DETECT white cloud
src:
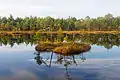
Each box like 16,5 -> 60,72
0,0 -> 119,18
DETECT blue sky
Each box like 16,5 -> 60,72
0,0 -> 119,18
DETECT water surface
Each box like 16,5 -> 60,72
0,34 -> 120,80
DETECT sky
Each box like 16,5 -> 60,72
0,0 -> 119,18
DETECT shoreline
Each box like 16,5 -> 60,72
0,31 -> 120,34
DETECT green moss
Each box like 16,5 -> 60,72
35,42 -> 63,51
35,42 -> 56,52
35,42 -> 91,55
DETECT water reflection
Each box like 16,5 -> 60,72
34,51 -> 86,80
34,52 -> 52,67
0,42 -> 120,80
0,34 -> 120,49
0,34 -> 37,47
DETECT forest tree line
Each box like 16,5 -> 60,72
0,13 -> 120,31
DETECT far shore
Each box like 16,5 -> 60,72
0,31 -> 120,35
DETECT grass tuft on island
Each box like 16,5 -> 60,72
35,42 -> 91,55
53,43 -> 91,55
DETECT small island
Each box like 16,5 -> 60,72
35,42 -> 91,55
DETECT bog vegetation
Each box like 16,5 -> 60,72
0,13 -> 120,31
35,42 -> 91,55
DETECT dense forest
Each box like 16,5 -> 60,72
0,13 -> 120,31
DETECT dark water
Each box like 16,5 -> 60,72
0,34 -> 120,80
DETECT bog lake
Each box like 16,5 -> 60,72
0,34 -> 120,80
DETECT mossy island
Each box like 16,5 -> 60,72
35,42 -> 91,55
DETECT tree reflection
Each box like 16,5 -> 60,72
0,34 -> 37,47
34,51 -> 49,67
0,34 -> 119,49
34,51 -> 86,80
34,53 -> 42,65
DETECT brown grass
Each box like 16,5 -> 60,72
53,43 -> 91,55
0,30 -> 120,35
35,42 -> 91,55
